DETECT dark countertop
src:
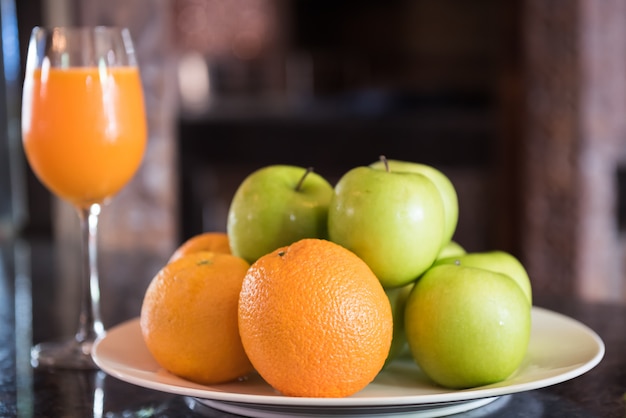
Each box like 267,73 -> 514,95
1,237 -> 625,417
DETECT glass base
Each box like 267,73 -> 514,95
31,337 -> 100,370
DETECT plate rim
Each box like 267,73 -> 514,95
92,306 -> 605,408
193,396 -> 503,418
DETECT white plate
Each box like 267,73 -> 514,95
92,307 -> 604,417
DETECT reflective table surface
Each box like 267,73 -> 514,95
1,237 -> 625,417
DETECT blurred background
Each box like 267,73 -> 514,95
4,0 -> 626,303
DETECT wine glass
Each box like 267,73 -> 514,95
21,26 -> 147,369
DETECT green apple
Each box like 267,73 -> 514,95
435,240 -> 466,260
370,159 -> 458,247
383,283 -> 413,368
227,165 -> 333,263
435,250 -> 532,305
405,264 -> 531,389
328,163 -> 446,288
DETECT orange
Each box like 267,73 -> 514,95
168,232 -> 231,263
140,251 -> 254,385
238,238 -> 393,398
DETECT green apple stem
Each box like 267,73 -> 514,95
296,167 -> 314,191
379,155 -> 390,172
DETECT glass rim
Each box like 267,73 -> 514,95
31,25 -> 131,35
26,25 -> 139,70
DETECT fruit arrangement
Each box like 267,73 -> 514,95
139,155 -> 532,398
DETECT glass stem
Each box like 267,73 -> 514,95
75,203 -> 105,344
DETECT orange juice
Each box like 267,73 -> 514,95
22,67 -> 147,208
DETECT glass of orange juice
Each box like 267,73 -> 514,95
21,26 -> 147,369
